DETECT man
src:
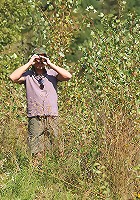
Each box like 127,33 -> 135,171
10,47 -> 72,158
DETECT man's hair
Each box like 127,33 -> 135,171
32,47 -> 47,56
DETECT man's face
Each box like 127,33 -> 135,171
34,54 -> 46,69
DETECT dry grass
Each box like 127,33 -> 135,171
97,101 -> 140,200
0,78 -> 139,200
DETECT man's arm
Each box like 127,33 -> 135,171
9,63 -> 30,83
9,54 -> 38,83
49,62 -> 72,81
41,56 -> 72,81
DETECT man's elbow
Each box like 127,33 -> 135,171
57,73 -> 72,81
9,74 -> 19,83
67,73 -> 72,80
9,74 -> 15,82
9,74 -> 14,82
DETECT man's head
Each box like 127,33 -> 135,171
32,47 -> 48,70
32,47 -> 47,56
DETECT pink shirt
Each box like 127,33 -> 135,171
23,68 -> 58,117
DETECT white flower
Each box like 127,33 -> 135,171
93,9 -> 97,13
90,31 -> 95,36
11,53 -> 17,59
99,13 -> 104,17
122,1 -> 126,4
86,5 -> 94,11
59,52 -> 65,57
73,8 -> 78,13
88,5 -> 94,10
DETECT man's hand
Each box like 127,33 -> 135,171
9,55 -> 40,83
39,55 -> 72,81
28,54 -> 40,66
39,55 -> 51,66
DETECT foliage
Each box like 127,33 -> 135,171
0,0 -> 140,200
0,0 -> 38,50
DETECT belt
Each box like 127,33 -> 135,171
36,115 -> 49,119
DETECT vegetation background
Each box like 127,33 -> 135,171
0,0 -> 139,199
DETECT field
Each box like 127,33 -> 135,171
0,1 -> 140,199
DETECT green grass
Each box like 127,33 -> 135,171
0,78 -> 139,200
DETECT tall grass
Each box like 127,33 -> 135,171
1,12 -> 140,200
97,101 -> 139,199
1,71 -> 139,200
58,76 -> 139,200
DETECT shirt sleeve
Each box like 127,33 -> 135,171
22,70 -> 32,79
48,69 -> 58,77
